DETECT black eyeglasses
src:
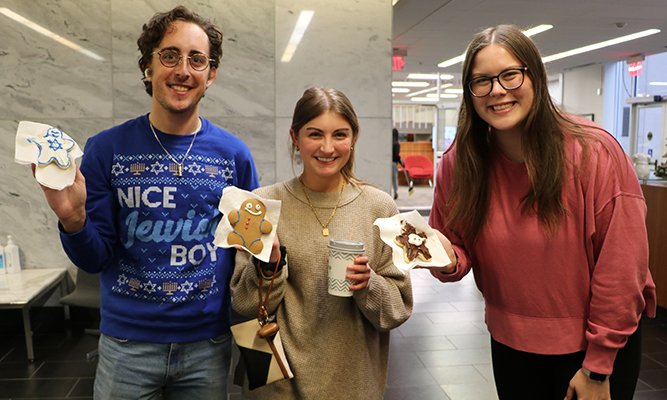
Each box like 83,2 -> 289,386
151,49 -> 213,71
468,67 -> 528,97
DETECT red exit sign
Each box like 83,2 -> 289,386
392,55 -> 405,71
629,61 -> 643,77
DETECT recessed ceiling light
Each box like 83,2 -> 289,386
542,29 -> 661,63
407,73 -> 454,80
426,93 -> 458,98
411,97 -> 438,102
649,82 -> 667,86
281,10 -> 315,62
392,81 -> 430,87
438,24 -> 553,68
0,7 -> 105,61
392,88 -> 410,93
406,83 -> 453,97
522,24 -> 554,37
438,55 -> 466,69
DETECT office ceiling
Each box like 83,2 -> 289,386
392,0 -> 667,103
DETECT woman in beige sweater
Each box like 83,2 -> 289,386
231,87 -> 413,399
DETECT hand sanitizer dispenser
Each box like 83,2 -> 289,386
0,239 -> 5,274
5,236 -> 21,274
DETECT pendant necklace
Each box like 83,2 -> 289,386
149,118 -> 201,178
300,177 -> 345,236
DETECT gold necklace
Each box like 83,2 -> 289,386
149,118 -> 200,178
300,177 -> 345,236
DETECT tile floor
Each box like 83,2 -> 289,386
1,185 -> 666,399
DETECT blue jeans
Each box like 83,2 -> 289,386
94,333 -> 232,400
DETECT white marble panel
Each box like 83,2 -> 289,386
275,117 -> 297,184
110,0 -> 274,118
0,0 -> 113,119
275,0 -> 393,118
207,117 -> 275,186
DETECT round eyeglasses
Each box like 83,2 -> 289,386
151,49 -> 213,71
468,67 -> 528,97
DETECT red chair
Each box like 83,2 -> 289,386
402,154 -> 434,187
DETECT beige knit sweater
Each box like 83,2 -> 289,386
231,178 -> 413,399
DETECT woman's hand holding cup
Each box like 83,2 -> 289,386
347,255 -> 371,291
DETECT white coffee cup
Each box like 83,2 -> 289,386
327,239 -> 365,297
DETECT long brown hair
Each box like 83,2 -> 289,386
290,87 -> 365,187
137,5 -> 223,96
447,25 -> 599,241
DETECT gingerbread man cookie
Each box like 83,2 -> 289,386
228,198 -> 273,254
394,220 -> 432,263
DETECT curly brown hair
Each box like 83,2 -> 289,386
136,5 -> 223,96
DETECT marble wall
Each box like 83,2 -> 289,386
0,0 -> 393,272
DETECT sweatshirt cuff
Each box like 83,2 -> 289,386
583,342 -> 619,375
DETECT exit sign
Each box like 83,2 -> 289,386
629,61 -> 643,77
392,55 -> 405,71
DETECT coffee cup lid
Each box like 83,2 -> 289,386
328,239 -> 364,252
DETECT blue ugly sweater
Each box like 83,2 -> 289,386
61,114 -> 259,343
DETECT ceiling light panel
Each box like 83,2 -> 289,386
542,29 -> 661,63
281,10 -> 315,63
392,81 -> 430,87
438,24 -> 553,68
0,7 -> 105,61
407,73 -> 454,80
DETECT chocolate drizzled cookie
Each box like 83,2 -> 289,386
394,220 -> 432,263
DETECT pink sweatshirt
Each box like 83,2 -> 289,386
429,122 -> 656,375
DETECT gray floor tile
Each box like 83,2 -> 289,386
390,335 -> 457,352
384,384 -> 451,400
427,365 -> 487,385
442,382 -> 500,400
397,321 -> 485,337
413,301 -> 458,313
473,363 -> 495,382
425,310 -> 485,324
388,351 -> 425,372
449,301 -> 486,312
386,366 -> 439,388
416,348 -> 492,368
446,333 -> 491,349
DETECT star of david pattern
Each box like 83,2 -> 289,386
29,127 -> 76,168
114,266 -> 219,304
110,153 -> 235,187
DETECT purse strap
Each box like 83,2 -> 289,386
256,256 -> 280,325
254,255 -> 291,379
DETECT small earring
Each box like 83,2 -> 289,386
350,146 -> 354,150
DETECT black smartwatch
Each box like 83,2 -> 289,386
582,367 -> 609,382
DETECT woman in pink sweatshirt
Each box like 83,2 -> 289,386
428,25 -> 656,400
